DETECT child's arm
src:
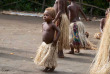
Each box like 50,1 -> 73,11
79,6 -> 88,21
67,5 -> 71,22
53,0 -> 62,23
100,18 -> 104,33
42,22 -> 44,32
52,24 -> 60,46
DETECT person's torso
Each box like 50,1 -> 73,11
42,22 -> 55,44
54,0 -> 67,14
69,4 -> 80,22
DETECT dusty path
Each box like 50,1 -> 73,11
0,14 -> 100,74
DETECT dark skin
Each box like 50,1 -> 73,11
53,0 -> 68,58
69,43 -> 80,54
100,18 -> 105,33
68,0 -> 88,22
100,9 -> 109,33
42,11 -> 60,72
67,0 -> 88,54
43,10 -> 60,46
53,0 -> 68,23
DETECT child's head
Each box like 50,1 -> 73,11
43,7 -> 55,22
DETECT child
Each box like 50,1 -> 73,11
68,0 -> 88,54
53,0 -> 70,58
94,8 -> 110,40
34,7 -> 60,72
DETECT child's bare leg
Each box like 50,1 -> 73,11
57,19 -> 65,58
58,49 -> 64,58
77,45 -> 80,53
74,45 -> 80,53
58,41 -> 64,58
67,43 -> 74,54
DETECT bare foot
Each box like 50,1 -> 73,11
43,67 -> 49,72
48,67 -> 55,72
58,50 -> 64,58
58,54 -> 64,58
75,50 -> 80,53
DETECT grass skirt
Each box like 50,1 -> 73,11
90,12 -> 110,74
69,22 -> 97,50
69,22 -> 87,47
34,42 -> 57,68
69,22 -> 80,47
58,13 -> 70,49
85,39 -> 97,50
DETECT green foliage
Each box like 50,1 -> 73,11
0,0 -> 109,16
93,0 -> 108,16
0,0 -> 52,12
83,0 -> 109,16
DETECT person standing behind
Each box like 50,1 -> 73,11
68,0 -> 88,54
53,0 -> 70,58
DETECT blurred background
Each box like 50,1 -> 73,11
0,0 -> 109,16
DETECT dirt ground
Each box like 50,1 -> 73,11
0,14 -> 100,74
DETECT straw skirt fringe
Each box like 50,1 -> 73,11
90,13 -> 110,74
69,21 -> 87,47
69,21 -> 97,50
58,13 -> 70,49
34,42 -> 57,68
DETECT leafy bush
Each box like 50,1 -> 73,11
0,0 -> 109,16
83,0 -> 109,16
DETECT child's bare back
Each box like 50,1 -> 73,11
68,3 -> 80,22
68,0 -> 87,22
